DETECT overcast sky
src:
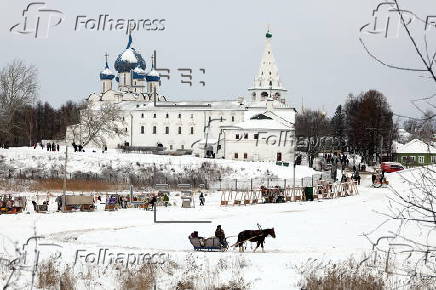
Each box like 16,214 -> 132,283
0,0 -> 435,118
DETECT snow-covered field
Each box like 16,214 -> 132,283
0,147 -> 315,180
0,148 -> 432,289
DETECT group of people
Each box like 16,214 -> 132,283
33,142 -> 60,151
0,199 -> 15,211
371,170 -> 385,185
71,142 -> 84,152
260,185 -> 285,203
0,143 -> 9,149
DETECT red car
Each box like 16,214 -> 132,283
381,162 -> 404,173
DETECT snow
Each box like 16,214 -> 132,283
147,69 -> 159,77
233,119 -> 292,130
120,48 -> 138,63
0,148 -> 430,289
133,66 -> 146,74
0,147 -> 314,180
396,138 -> 436,154
100,68 -> 114,76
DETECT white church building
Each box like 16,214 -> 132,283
68,30 -> 297,162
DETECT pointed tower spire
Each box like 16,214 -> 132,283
126,31 -> 133,49
104,52 -> 109,69
248,28 -> 287,103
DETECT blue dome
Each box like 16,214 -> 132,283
100,62 -> 115,80
132,66 -> 146,80
146,69 -> 160,82
114,34 -> 146,73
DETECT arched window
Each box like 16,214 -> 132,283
261,92 -> 268,99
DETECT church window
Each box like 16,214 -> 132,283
165,127 -> 169,134
269,71 -> 272,75
125,128 -> 128,132
170,145 -> 173,150
190,114 -> 194,119
244,133 -> 248,139
178,113 -> 181,118
261,92 -> 268,98
269,81 -> 272,86
234,153 -> 238,159
141,113 -> 144,118
122,117 -> 125,121
153,114 -> 156,118
166,113 -> 169,118
236,134 -> 240,139
232,116 -> 235,122
153,126 -> 156,134
178,127 -> 182,134
140,126 -> 144,134
190,127 -> 194,134
244,153 -> 248,159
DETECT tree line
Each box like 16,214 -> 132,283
0,59 -> 82,147
296,89 -> 399,166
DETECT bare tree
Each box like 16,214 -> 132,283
295,109 -> 331,167
71,102 -> 127,147
360,1 -> 436,285
0,59 -> 38,145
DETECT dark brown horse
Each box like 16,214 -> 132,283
234,228 -> 276,252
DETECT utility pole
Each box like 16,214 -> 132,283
63,138 -> 68,212
292,127 -> 296,190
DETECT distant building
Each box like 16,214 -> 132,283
394,139 -> 436,166
67,30 -> 296,162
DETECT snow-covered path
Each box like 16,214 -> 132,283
1,174 -> 392,289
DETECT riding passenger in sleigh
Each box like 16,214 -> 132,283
215,225 -> 228,247
189,231 -> 205,247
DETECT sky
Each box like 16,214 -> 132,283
0,0 -> 435,119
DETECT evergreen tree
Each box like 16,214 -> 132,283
330,105 -> 346,150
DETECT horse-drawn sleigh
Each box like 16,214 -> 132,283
188,225 -> 276,253
189,235 -> 229,252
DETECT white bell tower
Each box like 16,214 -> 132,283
248,29 -> 287,104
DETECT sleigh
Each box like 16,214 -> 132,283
0,196 -> 27,214
189,236 -> 228,252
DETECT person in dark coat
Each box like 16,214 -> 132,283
199,192 -> 205,206
215,225 -> 226,247
55,196 -> 62,211
149,195 -> 157,210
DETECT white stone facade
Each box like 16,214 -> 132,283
68,31 -> 296,162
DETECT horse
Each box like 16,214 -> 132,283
234,228 -> 276,252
